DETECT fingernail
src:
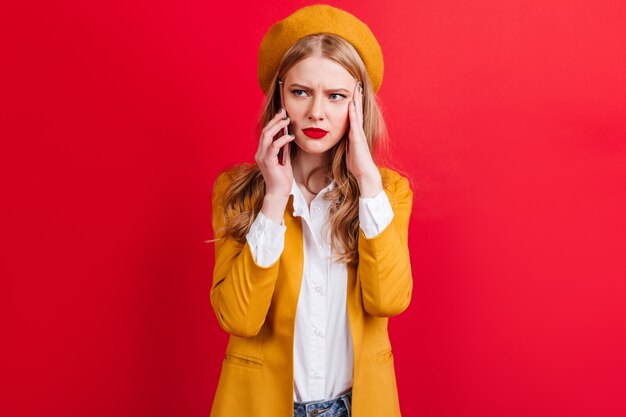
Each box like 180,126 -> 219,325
282,115 -> 289,120
289,133 -> 295,138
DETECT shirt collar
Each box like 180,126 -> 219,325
290,177 -> 335,217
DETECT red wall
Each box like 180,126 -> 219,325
2,1 -> 625,416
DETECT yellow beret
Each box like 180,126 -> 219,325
257,4 -> 384,96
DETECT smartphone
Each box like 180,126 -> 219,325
275,79 -> 289,165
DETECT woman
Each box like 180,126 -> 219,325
209,5 -> 414,417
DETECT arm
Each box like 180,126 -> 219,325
210,171 -> 284,337
357,175 -> 414,317
246,211 -> 286,267
359,187 -> 395,239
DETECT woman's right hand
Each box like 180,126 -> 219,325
255,108 -> 295,199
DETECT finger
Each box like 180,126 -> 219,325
262,109 -> 290,138
284,141 -> 291,167
348,98 -> 358,130
350,82 -> 361,127
285,136 -> 292,164
274,137 -> 293,164
357,82 -> 364,127
262,117 -> 291,146
266,108 -> 286,129
266,134 -> 295,159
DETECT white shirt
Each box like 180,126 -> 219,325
245,177 -> 394,402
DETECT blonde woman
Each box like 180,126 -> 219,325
209,5 -> 414,417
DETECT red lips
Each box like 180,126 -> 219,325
302,128 -> 328,139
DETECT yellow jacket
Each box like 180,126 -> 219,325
209,166 -> 413,416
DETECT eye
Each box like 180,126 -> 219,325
292,89 -> 308,97
291,90 -> 347,101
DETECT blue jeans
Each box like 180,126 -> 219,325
294,389 -> 352,417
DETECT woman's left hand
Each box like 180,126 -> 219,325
347,81 -> 383,197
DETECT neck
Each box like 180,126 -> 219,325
292,151 -> 331,191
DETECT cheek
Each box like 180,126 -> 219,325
286,106 -> 305,124
284,98 -> 300,116
333,122 -> 349,141
343,106 -> 353,124
336,108 -> 350,128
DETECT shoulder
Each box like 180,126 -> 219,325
212,163 -> 257,196
215,164 -> 252,184
378,166 -> 412,193
376,166 -> 413,212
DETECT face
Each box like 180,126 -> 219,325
282,55 -> 358,158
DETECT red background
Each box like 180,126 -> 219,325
2,1 -> 626,416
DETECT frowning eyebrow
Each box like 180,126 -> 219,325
287,83 -> 351,93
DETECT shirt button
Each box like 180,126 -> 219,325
315,286 -> 323,293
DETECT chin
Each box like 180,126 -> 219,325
299,141 -> 333,152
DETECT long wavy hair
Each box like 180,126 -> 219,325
211,33 -> 406,265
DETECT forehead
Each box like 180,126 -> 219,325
284,56 -> 355,87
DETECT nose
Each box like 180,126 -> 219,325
307,95 -> 325,121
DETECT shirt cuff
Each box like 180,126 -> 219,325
359,188 -> 394,238
246,211 -> 287,267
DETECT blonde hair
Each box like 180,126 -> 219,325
210,33 -> 405,264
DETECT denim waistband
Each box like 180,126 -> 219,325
294,389 -> 352,417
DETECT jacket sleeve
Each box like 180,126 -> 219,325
210,171 -> 281,337
357,175 -> 414,317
